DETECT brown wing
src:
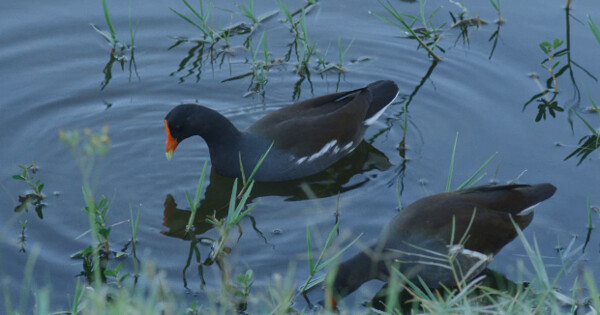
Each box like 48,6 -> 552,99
247,88 -> 370,156
386,184 -> 556,254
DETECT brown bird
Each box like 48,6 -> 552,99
328,183 -> 557,307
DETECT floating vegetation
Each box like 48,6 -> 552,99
171,0 -> 235,45
373,0 -> 445,61
316,38 -> 355,73
12,163 -> 45,219
539,38 -> 565,93
235,0 -> 279,27
92,0 -> 139,91
490,0 -> 504,24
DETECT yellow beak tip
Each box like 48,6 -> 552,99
165,151 -> 174,160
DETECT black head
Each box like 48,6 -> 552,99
164,104 -> 203,141
163,104 -> 209,160
163,104 -> 239,160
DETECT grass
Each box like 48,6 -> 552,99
445,133 -> 497,192
236,0 -> 279,27
171,0 -> 222,45
299,224 -> 361,296
91,0 -> 139,90
564,95 -> 600,165
316,37 -> 355,73
490,0 -> 504,24
373,0 -> 445,61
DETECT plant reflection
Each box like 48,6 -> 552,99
91,15 -> 139,91
168,23 -> 252,83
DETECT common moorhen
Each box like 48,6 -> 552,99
164,80 -> 399,182
328,183 -> 557,306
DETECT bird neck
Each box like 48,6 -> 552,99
332,248 -> 378,299
191,106 -> 241,147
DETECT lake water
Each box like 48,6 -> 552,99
1,0 -> 599,312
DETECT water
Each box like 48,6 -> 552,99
1,0 -> 599,312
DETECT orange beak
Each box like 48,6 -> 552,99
325,288 -> 338,310
164,120 -> 178,160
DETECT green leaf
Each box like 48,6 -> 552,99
589,16 -> 600,45
104,269 -> 117,277
98,227 -> 111,238
552,38 -> 563,49
12,175 -> 25,181
306,226 -> 314,274
119,273 -> 130,282
115,262 -> 123,274
539,41 -> 551,53
98,197 -> 108,209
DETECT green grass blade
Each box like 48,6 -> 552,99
170,8 -> 208,34
102,0 -> 116,42
238,152 -> 247,185
314,223 -> 339,269
318,233 -> 363,272
456,152 -> 497,190
570,108 -> 597,134
247,142 -> 273,183
586,270 -> 600,313
306,226 -> 314,274
193,160 -> 209,207
184,191 -> 195,232
446,132 -> 459,192
231,180 -> 255,223
588,16 -> 600,45
182,0 -> 204,21
227,179 -> 239,223
261,33 -> 269,65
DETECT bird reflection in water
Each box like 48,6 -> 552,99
160,140 -> 391,289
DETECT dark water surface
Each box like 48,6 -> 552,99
1,0 -> 600,312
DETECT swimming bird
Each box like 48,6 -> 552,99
328,183 -> 557,307
164,80 -> 399,182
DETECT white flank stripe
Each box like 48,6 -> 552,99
449,245 -> 490,261
363,89 -> 400,126
307,140 -> 337,162
341,141 -> 353,151
517,202 -> 540,216
295,140 -> 356,165
295,156 -> 308,165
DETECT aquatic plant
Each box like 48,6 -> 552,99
12,163 -> 45,219
373,0 -> 445,61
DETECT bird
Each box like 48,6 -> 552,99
164,80 -> 399,182
327,183 -> 557,308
